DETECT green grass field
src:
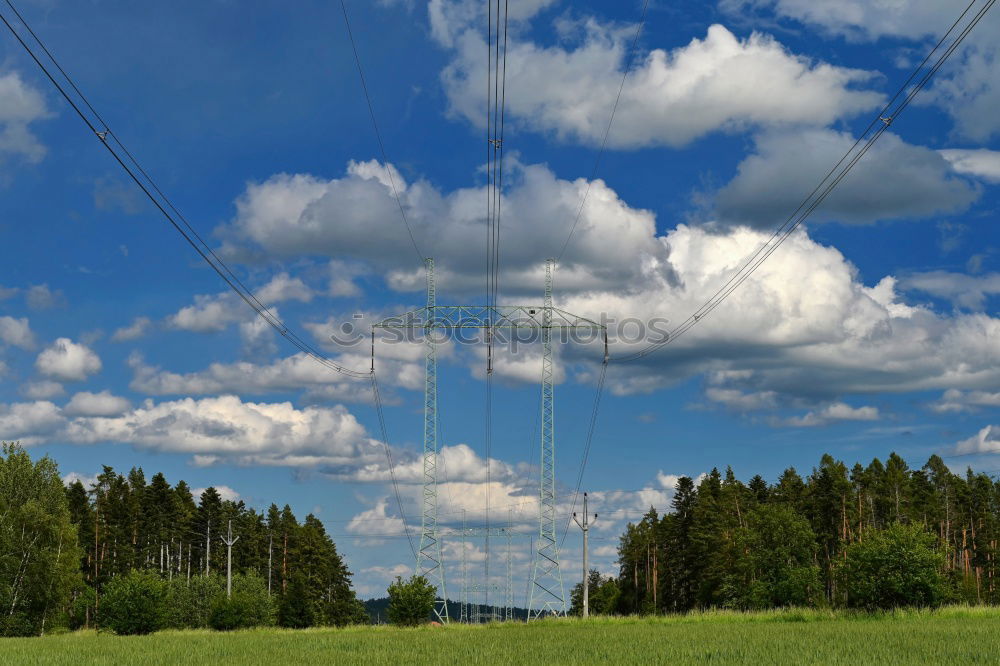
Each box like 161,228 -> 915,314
4,607 -> 1000,665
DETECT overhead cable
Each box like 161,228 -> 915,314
614,0 -> 993,363
339,0 -> 425,263
556,0 -> 651,263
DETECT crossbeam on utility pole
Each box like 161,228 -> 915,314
220,519 -> 240,598
572,493 -> 597,618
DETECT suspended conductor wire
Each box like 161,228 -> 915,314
0,5 -> 371,380
0,0 -> 273,328
370,371 -> 417,558
556,0 -> 651,263
614,0 -> 992,363
0,0 -> 420,544
559,359 -> 608,549
340,0 -> 424,263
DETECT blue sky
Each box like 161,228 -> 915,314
0,0 -> 998,600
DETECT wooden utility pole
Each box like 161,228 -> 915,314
572,493 -> 598,618
221,520 -> 240,598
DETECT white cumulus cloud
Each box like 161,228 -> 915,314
716,129 -> 979,227
0,72 -> 49,164
111,317 -> 152,342
954,424 -> 1000,455
35,338 -> 102,382
64,390 -> 132,417
0,316 -> 36,349
439,19 -> 882,148
784,402 -> 880,427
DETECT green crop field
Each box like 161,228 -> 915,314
4,607 -> 1000,665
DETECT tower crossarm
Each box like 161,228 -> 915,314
448,527 -> 527,538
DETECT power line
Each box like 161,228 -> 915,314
370,370 -> 417,559
556,0 -> 651,263
339,0 -> 424,263
613,0 -> 993,364
0,2 -> 370,380
0,0 -> 421,550
560,359 -> 608,549
483,0 -> 510,610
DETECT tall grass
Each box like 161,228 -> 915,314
4,605 -> 999,665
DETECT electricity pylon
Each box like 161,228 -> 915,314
417,258 -> 447,623
528,258 -> 565,618
373,258 -> 605,621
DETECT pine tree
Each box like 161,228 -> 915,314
667,476 -> 698,611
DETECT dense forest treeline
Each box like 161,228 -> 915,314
1,442 -> 365,636
582,452 -> 1000,615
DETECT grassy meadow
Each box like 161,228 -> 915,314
4,606 -> 1000,665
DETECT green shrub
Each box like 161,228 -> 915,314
99,570 -> 167,635
163,575 -> 225,629
386,575 -> 435,626
209,595 -> 251,631
838,523 -> 947,610
0,613 -> 37,638
225,573 -> 275,629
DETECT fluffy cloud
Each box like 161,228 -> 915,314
0,401 -> 64,443
721,0 -> 963,41
783,402 -> 880,427
0,316 -> 36,349
726,2 -> 1000,141
557,223 -> 999,403
192,485 -> 240,502
341,443 -> 517,485
931,388 -> 1000,414
221,154 -> 999,408
931,39 -> 1000,142
221,159 -> 660,294
940,149 -> 1000,183
35,338 -> 102,382
64,390 -> 132,417
902,271 -> 1000,310
346,497 -> 406,543
167,273 -> 312,333
167,293 -> 244,332
954,424 -> 1000,455
62,395 -> 383,468
704,387 -> 778,411
439,20 -> 882,148
20,380 -> 65,400
0,72 -> 49,164
127,350 -> 415,400
111,317 -> 152,342
715,129 -> 979,227
255,272 -> 314,304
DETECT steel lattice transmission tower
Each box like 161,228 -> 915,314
529,258 -> 564,618
417,258 -> 448,622
373,258 -> 604,621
